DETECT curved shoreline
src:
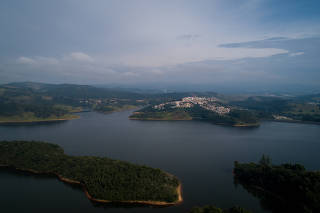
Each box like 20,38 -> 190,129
264,118 -> 320,126
130,117 -> 259,127
0,165 -> 183,206
129,117 -> 192,121
0,115 -> 80,125
232,123 -> 260,127
97,105 -> 140,114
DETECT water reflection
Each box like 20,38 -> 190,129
234,178 -> 299,213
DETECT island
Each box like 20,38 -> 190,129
0,141 -> 182,205
189,205 -> 252,213
233,156 -> 320,213
130,96 -> 260,127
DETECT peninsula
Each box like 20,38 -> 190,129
234,156 -> 320,212
0,113 -> 80,124
0,141 -> 182,205
130,96 -> 260,127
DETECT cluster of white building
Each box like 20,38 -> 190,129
153,96 -> 230,115
181,96 -> 217,104
154,103 -> 166,110
201,105 -> 230,114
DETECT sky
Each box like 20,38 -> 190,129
1,0 -> 320,92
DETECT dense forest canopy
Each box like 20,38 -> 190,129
234,156 -> 320,213
0,141 -> 180,203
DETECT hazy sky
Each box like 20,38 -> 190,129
1,0 -> 320,90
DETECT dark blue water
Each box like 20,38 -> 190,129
1,110 -> 320,213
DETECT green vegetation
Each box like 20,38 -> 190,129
0,141 -> 180,203
187,106 -> 259,126
130,110 -> 192,120
0,102 -> 80,123
230,96 -> 291,118
234,156 -> 320,213
230,96 -> 320,123
130,105 -> 259,126
189,205 -> 252,213
0,113 -> 79,123
1,82 -> 319,125
0,82 -> 145,123
282,103 -> 320,122
0,84 -> 80,123
94,104 -> 138,114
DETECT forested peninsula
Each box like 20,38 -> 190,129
234,156 -> 320,213
130,105 -> 260,127
0,141 -> 182,205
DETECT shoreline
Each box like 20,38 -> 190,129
130,117 -> 259,127
84,183 -> 182,206
129,117 -> 192,121
264,118 -> 320,126
0,165 -> 183,206
232,123 -> 260,127
136,117 -> 320,127
98,106 -> 140,115
0,115 -> 80,125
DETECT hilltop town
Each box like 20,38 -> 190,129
153,96 -> 231,115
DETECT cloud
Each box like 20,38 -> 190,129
8,35 -> 317,87
219,36 -> 320,53
1,0 -> 320,91
17,56 -> 59,65
289,52 -> 304,57
177,34 -> 200,40
35,57 -> 59,65
68,52 -> 94,62
122,72 -> 139,77
16,52 -> 93,67
17,57 -> 36,64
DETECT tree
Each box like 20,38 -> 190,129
259,154 -> 271,167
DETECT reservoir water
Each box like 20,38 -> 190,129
1,110 -> 320,213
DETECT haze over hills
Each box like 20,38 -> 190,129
94,82 -> 320,96
5,81 -> 320,96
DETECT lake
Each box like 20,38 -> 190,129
1,110 -> 320,213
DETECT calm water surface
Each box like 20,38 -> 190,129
1,110 -> 320,213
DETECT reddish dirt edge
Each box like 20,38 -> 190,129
0,164 -> 183,206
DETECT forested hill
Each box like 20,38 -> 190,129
0,82 -> 224,122
0,141 -> 180,204
0,82 -> 222,102
234,156 -> 320,213
2,82 -> 144,99
0,82 -> 149,122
